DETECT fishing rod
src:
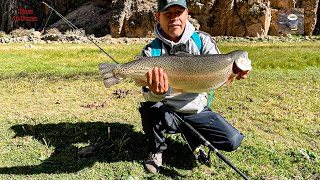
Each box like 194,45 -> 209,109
41,1 -> 120,64
171,109 -> 250,180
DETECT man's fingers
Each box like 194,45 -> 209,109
145,67 -> 169,94
158,68 -> 164,91
153,67 -> 159,91
163,72 -> 169,91
147,71 -> 152,86
237,70 -> 250,80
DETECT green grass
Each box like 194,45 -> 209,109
0,42 -> 319,179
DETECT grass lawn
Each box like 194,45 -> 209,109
0,42 -> 319,179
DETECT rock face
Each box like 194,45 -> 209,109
0,0 -> 319,37
48,0 -> 157,37
108,0 -> 156,38
48,1 -> 111,37
0,0 -> 17,32
189,0 -> 271,37
0,0 -> 87,33
316,2 -> 320,34
302,0 -> 319,35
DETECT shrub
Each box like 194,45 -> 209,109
0,31 -> 11,38
64,29 -> 86,36
45,28 -> 62,35
10,28 -> 34,37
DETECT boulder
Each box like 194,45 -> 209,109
268,9 -> 279,35
190,0 -> 271,37
302,0 -> 319,35
316,2 -> 320,34
48,1 -> 110,37
109,0 -> 156,38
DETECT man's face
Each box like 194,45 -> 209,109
156,5 -> 188,42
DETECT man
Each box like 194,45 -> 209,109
138,0 -> 250,174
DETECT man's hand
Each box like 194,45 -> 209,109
233,63 -> 250,80
146,67 -> 169,95
237,70 -> 250,80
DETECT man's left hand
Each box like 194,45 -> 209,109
233,63 -> 250,80
237,70 -> 250,80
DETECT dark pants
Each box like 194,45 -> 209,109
139,101 -> 244,153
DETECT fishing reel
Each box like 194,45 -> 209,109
193,147 -> 211,167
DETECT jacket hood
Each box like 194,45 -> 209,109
154,20 -> 195,47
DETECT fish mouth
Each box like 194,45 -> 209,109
235,57 -> 252,71
231,51 -> 252,71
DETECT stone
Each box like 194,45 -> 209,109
30,31 -> 42,39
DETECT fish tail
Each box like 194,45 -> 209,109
99,62 -> 121,88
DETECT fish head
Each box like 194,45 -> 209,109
231,50 -> 252,71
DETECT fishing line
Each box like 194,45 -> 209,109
42,2 -> 120,64
41,8 -> 53,32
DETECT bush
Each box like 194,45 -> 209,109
0,31 -> 11,38
64,29 -> 86,36
45,28 -> 62,35
10,28 -> 34,37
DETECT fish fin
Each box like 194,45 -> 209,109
99,62 -> 121,88
174,51 -> 194,57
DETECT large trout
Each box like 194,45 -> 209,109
99,50 -> 252,93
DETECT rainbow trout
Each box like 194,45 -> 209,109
99,50 -> 252,93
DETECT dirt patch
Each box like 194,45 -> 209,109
80,101 -> 107,109
112,89 -> 140,98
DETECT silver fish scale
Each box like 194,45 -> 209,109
117,54 -> 234,77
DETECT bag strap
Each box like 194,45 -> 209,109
191,31 -> 202,54
150,38 -> 162,57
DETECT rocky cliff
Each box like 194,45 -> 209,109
0,0 -> 319,37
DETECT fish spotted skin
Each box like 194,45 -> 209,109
99,50 -> 252,93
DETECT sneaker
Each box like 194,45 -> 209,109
144,152 -> 162,173
193,147 -> 211,166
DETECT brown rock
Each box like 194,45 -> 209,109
109,0 -> 156,38
268,0 -> 294,9
302,0 -> 319,35
316,2 -> 320,34
49,1 -> 109,37
269,9 -> 279,35
197,0 -> 271,37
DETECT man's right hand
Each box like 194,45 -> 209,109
146,67 -> 169,95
